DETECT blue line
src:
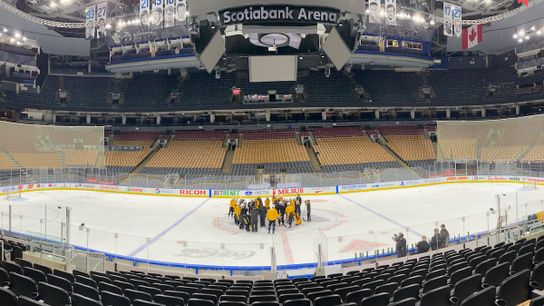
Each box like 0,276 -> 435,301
128,198 -> 210,257
340,195 -> 423,237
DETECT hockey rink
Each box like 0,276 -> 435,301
2,183 -> 544,268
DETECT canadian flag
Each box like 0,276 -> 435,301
462,24 -> 483,49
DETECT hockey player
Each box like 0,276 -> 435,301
234,203 -> 241,225
265,197 -> 271,209
228,198 -> 236,217
250,204 -> 259,232
277,201 -> 286,226
241,213 -> 251,232
258,201 -> 267,227
267,205 -> 278,234
285,203 -> 295,228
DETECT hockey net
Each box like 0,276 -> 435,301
5,186 -> 21,200
522,178 -> 538,191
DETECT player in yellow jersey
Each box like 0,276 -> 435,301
285,204 -> 295,228
234,203 -> 241,225
228,198 -> 236,217
267,205 -> 278,234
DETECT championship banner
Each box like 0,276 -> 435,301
85,5 -> 96,39
140,0 -> 150,26
453,4 -> 462,38
443,2 -> 453,37
368,0 -> 381,24
384,0 -> 397,26
96,2 -> 108,37
164,0 -> 175,27
152,0 -> 164,27
175,0 -> 187,22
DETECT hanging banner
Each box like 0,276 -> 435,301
443,2 -> 453,37
140,0 -> 150,26
453,4 -> 462,37
85,5 -> 96,39
368,0 -> 381,24
175,0 -> 187,23
96,2 -> 108,36
384,0 -> 397,26
164,0 -> 175,27
152,0 -> 164,27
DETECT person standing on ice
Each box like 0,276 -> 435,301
228,198 -> 236,217
267,205 -> 278,234
305,200 -> 311,221
295,195 -> 302,215
258,201 -> 267,227
250,203 -> 259,232
285,203 -> 295,228
234,203 -> 241,225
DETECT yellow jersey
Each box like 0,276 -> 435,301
266,208 -> 278,221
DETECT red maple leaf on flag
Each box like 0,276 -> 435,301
518,0 -> 529,6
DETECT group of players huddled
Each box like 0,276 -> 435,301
228,194 -> 311,234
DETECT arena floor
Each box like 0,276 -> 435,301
2,183 -> 544,268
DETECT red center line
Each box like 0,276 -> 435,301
279,227 -> 294,264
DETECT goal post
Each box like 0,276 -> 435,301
5,186 -> 21,200
522,178 -> 537,191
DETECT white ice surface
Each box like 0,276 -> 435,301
1,183 -> 544,267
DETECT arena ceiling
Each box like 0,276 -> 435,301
0,0 -> 543,56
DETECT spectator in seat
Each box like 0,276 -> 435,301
416,235 -> 430,253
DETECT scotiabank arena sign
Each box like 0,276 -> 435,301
220,5 -> 340,25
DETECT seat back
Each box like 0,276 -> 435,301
155,294 -> 186,306
74,282 -> 100,301
16,296 -> 44,306
484,261 -> 510,287
38,281 -> 71,306
0,287 -> 17,306
361,292 -> 390,306
187,298 -> 215,306
133,300 -> 164,306
314,294 -> 342,306
511,253 -> 533,273
393,284 -> 420,302
460,286 -> 496,306
47,274 -> 73,293
71,292 -> 102,306
497,269 -> 531,306
453,273 -> 482,303
422,276 -> 448,293
125,288 -> 153,302
22,267 -> 46,284
9,272 -> 37,298
389,298 -> 417,306
375,282 -> 398,296
101,290 -> 132,306
283,299 -> 311,306
419,285 -> 451,306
